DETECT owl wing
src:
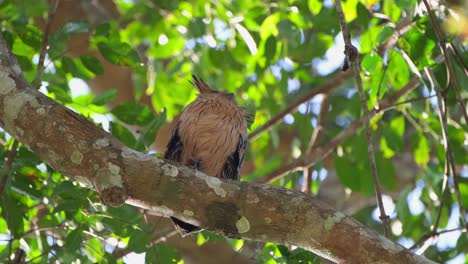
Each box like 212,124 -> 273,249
164,125 -> 183,162
164,124 -> 202,235
221,134 -> 247,180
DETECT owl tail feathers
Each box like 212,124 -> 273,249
170,217 -> 202,236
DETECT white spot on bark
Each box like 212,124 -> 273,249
94,138 -> 109,149
183,210 -> 194,216
246,193 -> 259,203
12,64 -> 22,75
3,92 -> 39,133
0,71 -> 15,94
95,162 -> 123,191
205,176 -> 226,197
236,217 -> 250,234
162,164 -> 178,177
71,150 -> 83,164
75,175 -> 93,188
121,147 -> 151,161
36,108 -> 46,115
158,206 -> 174,216
264,217 -> 272,224
324,211 -> 346,231
108,162 -> 120,176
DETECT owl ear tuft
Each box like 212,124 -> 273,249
191,75 -> 214,94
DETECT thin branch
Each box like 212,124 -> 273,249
31,0 -> 59,89
409,226 -> 467,254
0,140 -> 19,195
421,0 -> 468,124
335,0 -> 389,237
257,78 -> 420,183
424,67 -> 467,227
302,94 -> 330,193
249,71 -> 352,141
448,43 -> 468,74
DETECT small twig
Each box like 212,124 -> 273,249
421,0 -> 468,124
0,140 -> 19,196
448,43 -> 468,74
306,94 -> 330,155
409,226 -> 467,254
302,94 -> 330,193
425,67 -> 467,227
334,0 -> 389,237
31,0 -> 59,89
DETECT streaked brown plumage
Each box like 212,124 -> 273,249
164,75 -> 248,234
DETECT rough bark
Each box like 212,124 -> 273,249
0,35 -> 436,264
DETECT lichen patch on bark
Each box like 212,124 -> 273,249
71,150 -> 83,164
0,71 -> 15,94
95,162 -> 123,191
3,92 -> 39,133
162,163 -> 178,177
236,216 -> 250,233
324,211 -> 346,231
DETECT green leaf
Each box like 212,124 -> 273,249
128,229 -> 150,253
260,13 -> 280,40
92,89 -> 117,105
135,110 -> 167,151
335,156 -> 361,192
61,57 -> 94,80
377,26 -> 393,45
459,183 -> 468,208
65,227 -> 83,252
80,55 -> 104,75
388,50 -> 410,89
264,35 -> 277,63
97,42 -> 140,67
412,132 -> 430,168
152,243 -> 180,263
110,121 -> 137,148
112,102 -> 154,126
15,23 -> 42,49
383,0 -> 402,22
395,0 -> 417,9
1,194 -> 24,237
382,115 -> 405,153
47,84 -> 73,103
376,154 -> 396,190
187,17 -> 206,38
307,0 -> 322,15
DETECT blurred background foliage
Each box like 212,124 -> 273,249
0,0 -> 467,263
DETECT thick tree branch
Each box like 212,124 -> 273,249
0,34 -> 435,264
